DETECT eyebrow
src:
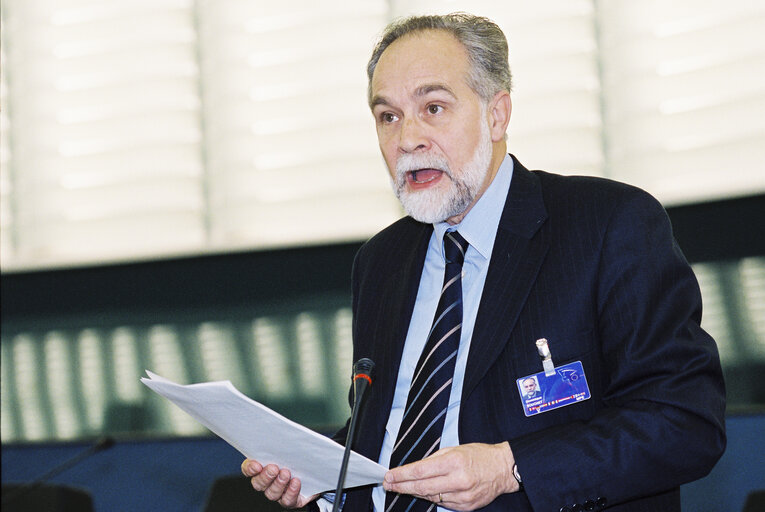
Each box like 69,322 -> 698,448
415,83 -> 457,99
369,82 -> 458,110
369,95 -> 390,110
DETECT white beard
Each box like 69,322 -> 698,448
390,114 -> 493,224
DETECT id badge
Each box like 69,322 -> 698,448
517,360 -> 591,417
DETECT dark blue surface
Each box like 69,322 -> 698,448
681,414 -> 765,512
2,414 -> 763,512
2,436 -> 245,512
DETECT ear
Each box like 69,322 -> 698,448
488,90 -> 512,142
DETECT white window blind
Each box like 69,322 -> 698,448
195,0 -> 399,250
0,0 -> 401,271
597,0 -> 765,205
1,0 -> 206,269
1,36 -> 16,266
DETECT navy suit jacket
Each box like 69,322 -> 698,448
337,156 -> 725,511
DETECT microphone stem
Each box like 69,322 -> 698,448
331,387 -> 365,512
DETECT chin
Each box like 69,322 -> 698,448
398,188 -> 470,224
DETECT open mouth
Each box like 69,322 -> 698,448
408,169 -> 443,184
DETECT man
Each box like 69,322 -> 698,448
242,13 -> 726,511
522,378 -> 541,400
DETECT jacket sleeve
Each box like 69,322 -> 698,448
510,189 -> 726,511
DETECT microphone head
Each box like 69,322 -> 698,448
353,358 -> 375,379
352,358 -> 375,399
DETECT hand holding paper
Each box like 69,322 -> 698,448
241,458 -> 318,508
140,371 -> 386,497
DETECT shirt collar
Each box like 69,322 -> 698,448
433,154 -> 514,260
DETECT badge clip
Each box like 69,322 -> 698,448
536,338 -> 556,376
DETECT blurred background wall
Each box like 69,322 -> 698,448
1,0 -> 764,510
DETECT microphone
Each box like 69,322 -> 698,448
331,358 -> 375,512
1,436 -> 116,507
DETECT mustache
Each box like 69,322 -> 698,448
395,153 -> 452,183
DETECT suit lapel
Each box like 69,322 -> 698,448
463,158 -> 549,400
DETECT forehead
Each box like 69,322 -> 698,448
371,30 -> 472,103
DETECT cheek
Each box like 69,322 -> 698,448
378,141 -> 398,173
432,133 -> 461,162
454,134 -> 476,160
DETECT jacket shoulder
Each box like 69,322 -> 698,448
527,169 -> 668,228
533,170 -> 661,208
356,216 -> 430,265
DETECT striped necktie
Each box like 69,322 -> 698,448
385,231 -> 469,512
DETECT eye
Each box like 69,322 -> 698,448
427,104 -> 443,115
380,112 -> 398,124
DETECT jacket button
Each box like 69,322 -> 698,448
596,497 -> 608,509
559,507 -> 572,512
584,500 -> 596,511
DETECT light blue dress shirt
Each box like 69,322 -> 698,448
371,154 -> 514,512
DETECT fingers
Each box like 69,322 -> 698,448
240,459 -> 305,509
261,467 -> 293,502
386,469 -> 455,498
241,458 -> 262,477
384,448 -> 453,487
271,472 -> 302,507
384,454 -> 455,499
383,442 -> 516,511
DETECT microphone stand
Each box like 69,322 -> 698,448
331,358 -> 374,512
1,436 -> 115,507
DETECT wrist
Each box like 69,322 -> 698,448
512,463 -> 523,492
497,441 -> 518,494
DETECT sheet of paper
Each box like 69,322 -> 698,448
141,370 -> 386,496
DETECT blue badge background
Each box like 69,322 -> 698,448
517,361 -> 591,416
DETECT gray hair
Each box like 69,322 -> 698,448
367,13 -> 512,107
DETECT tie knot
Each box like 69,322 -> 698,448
444,231 -> 468,266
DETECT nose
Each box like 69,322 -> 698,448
398,116 -> 429,153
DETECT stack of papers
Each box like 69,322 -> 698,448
141,371 -> 386,496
